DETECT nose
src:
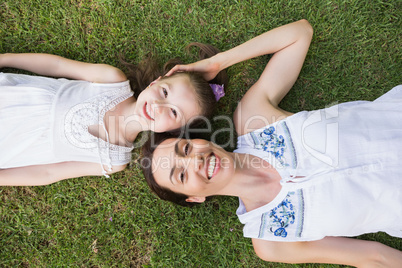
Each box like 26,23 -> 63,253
151,100 -> 166,115
192,154 -> 203,173
176,154 -> 204,174
153,99 -> 165,105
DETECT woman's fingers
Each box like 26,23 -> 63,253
165,61 -> 219,81
166,65 -> 189,76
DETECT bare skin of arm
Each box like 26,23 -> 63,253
0,162 -> 126,186
166,20 -> 313,134
0,53 -> 127,83
253,236 -> 402,267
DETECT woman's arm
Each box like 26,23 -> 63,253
0,53 -> 127,83
0,162 -> 126,186
168,19 -> 312,102
232,19 -> 313,134
166,20 -> 313,134
252,237 -> 402,267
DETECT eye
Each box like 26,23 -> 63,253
171,108 -> 177,117
179,171 -> 185,183
162,88 -> 168,98
184,143 -> 190,155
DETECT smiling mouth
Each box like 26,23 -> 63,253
143,102 -> 154,120
207,153 -> 218,180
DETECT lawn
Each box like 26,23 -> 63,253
0,0 -> 401,267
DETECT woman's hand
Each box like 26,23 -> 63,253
166,57 -> 222,81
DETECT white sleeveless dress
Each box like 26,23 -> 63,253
235,85 -> 402,241
0,73 -> 134,175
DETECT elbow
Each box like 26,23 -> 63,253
361,242 -> 402,268
254,247 -> 293,264
42,166 -> 65,186
112,68 -> 128,83
254,245 -> 273,262
42,169 -> 58,186
253,239 -> 274,262
299,19 -> 314,38
253,239 -> 289,264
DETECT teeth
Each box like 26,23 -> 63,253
208,155 -> 216,178
146,104 -> 154,120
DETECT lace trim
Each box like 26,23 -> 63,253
64,83 -> 134,169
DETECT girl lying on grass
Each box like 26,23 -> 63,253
142,20 -> 402,266
0,44 -> 227,186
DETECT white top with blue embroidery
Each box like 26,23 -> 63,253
235,85 -> 402,242
0,73 -> 134,175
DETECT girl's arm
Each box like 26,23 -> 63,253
0,53 -> 127,83
252,237 -> 402,267
0,162 -> 126,186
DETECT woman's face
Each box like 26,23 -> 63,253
152,138 -> 235,202
135,75 -> 201,132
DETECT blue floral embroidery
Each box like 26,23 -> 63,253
254,126 -> 288,166
273,227 -> 287,237
258,190 -> 305,239
267,194 -> 296,237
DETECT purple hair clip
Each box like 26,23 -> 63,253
210,84 -> 225,101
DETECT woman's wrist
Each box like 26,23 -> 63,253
211,52 -> 231,72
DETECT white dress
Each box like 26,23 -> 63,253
235,85 -> 402,242
0,73 -> 134,175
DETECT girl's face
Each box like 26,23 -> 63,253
135,75 -> 201,132
152,138 -> 235,202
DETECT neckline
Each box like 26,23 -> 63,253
89,83 -> 135,150
234,149 -> 288,214
234,146 -> 290,182
237,186 -> 289,218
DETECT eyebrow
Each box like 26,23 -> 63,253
169,140 -> 180,184
166,82 -> 173,91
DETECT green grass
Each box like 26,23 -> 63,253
1,0 -> 401,267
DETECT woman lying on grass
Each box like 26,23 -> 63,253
0,43 -> 227,186
142,20 -> 402,266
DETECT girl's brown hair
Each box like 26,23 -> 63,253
120,43 -> 228,128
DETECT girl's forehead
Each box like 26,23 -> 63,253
161,73 -> 190,84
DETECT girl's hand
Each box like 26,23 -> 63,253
166,57 -> 221,81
